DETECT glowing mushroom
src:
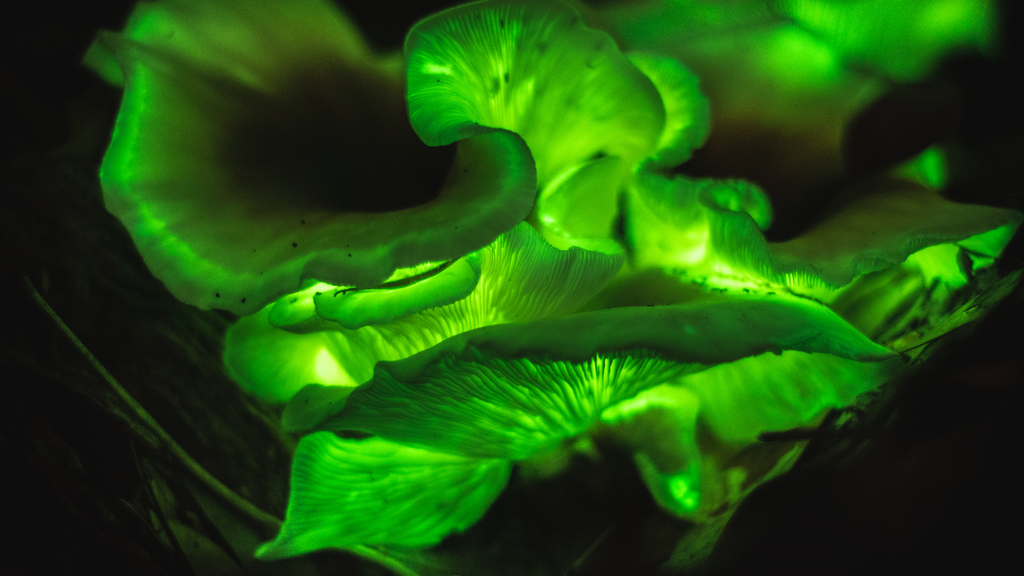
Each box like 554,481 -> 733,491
87,0 -> 537,315
257,296 -> 897,557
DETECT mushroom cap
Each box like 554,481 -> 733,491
92,0 -> 538,314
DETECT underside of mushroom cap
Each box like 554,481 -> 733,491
311,296 -> 893,459
405,0 -> 665,186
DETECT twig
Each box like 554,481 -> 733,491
349,546 -> 423,576
567,524 -> 614,574
131,440 -> 196,575
24,276 -> 424,576
757,426 -> 820,443
23,276 -> 281,534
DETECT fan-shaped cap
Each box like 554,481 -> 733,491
90,0 -> 537,314
405,0 -> 665,186
627,171 -> 1022,291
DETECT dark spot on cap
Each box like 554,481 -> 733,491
292,242 -> 298,248
241,297 -> 246,303
301,219 -> 306,224
348,253 -> 352,257
500,19 -> 505,28
215,293 -> 221,298
504,72 -> 509,83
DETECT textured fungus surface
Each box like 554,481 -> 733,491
48,0 -> 1024,572
225,223 -> 624,403
90,0 -> 539,315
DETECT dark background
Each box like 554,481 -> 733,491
2,1 -> 1022,574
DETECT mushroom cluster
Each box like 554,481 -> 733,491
88,0 -> 1021,560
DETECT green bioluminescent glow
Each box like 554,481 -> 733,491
668,475 -> 700,512
256,434 -> 512,557
256,296 -> 895,547
89,0 -> 1022,564
224,222 -> 624,404
406,0 -> 665,186
627,169 -> 1021,294
88,0 -> 538,316
897,145 -> 950,190
775,0 -> 996,80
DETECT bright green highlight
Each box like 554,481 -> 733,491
225,223 -> 623,403
669,474 -> 700,512
312,347 -> 343,383
406,0 -> 666,185
256,434 -> 511,558
775,0 -> 996,80
896,146 -> 949,190
904,244 -> 968,289
225,306 -> 366,403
